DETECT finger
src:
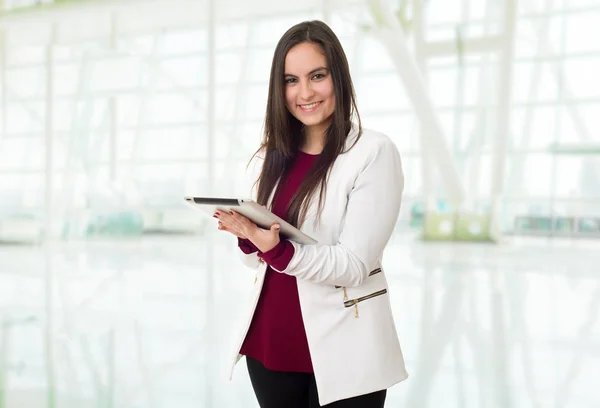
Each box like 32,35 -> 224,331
217,217 -> 243,235
215,210 -> 231,221
230,210 -> 249,222
220,222 -> 238,235
270,224 -> 281,233
230,211 -> 256,231
226,227 -> 244,237
218,222 -> 235,234
216,211 -> 237,227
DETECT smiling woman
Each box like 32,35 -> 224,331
215,20 -> 408,408
283,43 -> 336,151
255,20 -> 363,230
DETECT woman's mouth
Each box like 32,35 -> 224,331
298,101 -> 322,112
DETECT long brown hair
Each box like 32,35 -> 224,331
253,20 -> 362,228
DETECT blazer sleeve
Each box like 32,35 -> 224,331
271,138 -> 404,287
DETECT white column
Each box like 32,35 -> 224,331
412,0 -> 436,212
466,0 -> 496,206
322,0 -> 331,23
205,2 -> 216,408
44,252 -> 56,408
0,28 -> 6,142
505,0 -> 554,198
107,328 -> 116,408
0,318 -> 7,408
520,0 -> 593,144
109,97 -> 117,183
369,0 -> 466,207
207,0 -> 216,195
109,13 -> 117,183
489,268 -> 511,408
44,24 -> 58,408
489,0 -> 517,233
44,24 -> 57,240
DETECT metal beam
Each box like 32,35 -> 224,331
549,143 -> 600,155
0,0 -> 133,19
423,35 -> 505,57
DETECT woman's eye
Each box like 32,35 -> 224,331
312,73 -> 325,80
285,78 -> 297,84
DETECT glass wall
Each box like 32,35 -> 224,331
0,0 -> 599,242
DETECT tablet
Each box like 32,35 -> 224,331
184,196 -> 318,245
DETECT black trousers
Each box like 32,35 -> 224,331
246,357 -> 387,408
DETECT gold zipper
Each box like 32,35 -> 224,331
368,268 -> 382,277
343,288 -> 388,319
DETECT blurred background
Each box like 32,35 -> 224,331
0,0 -> 599,407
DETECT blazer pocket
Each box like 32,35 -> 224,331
368,268 -> 382,277
334,268 -> 382,289
343,288 -> 387,318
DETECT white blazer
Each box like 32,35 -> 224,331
228,125 -> 409,406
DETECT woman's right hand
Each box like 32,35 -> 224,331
214,209 -> 261,240
214,206 -> 268,240
215,215 -> 249,239
216,210 -> 281,253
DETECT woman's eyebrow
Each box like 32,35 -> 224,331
284,66 -> 329,77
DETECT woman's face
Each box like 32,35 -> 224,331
284,42 -> 335,132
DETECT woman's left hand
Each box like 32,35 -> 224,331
215,210 -> 281,253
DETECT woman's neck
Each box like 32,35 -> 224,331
300,123 -> 327,154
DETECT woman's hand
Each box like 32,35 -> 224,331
214,210 -> 250,239
215,210 -> 281,253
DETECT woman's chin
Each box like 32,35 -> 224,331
294,114 -> 332,129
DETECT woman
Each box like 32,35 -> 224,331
215,20 -> 408,408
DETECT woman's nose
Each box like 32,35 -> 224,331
299,81 -> 315,100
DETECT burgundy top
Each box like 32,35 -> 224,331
238,151 -> 318,373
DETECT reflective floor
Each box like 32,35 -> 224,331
0,231 -> 599,407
